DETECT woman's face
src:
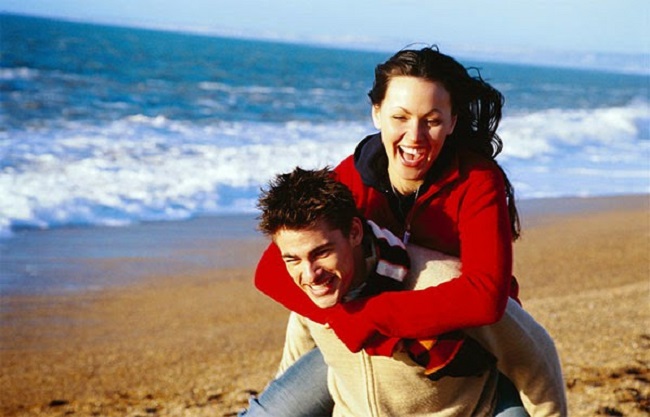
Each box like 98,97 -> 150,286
372,76 -> 457,194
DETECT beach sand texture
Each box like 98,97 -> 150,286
1,195 -> 648,416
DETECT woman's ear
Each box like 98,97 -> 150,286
371,105 -> 382,130
448,114 -> 458,135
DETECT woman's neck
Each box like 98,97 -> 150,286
388,172 -> 422,196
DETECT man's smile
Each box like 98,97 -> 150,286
304,274 -> 335,297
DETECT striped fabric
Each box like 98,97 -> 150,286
363,221 -> 471,380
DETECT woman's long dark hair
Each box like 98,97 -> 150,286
368,45 -> 520,240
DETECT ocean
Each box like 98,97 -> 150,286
1,14 -> 649,293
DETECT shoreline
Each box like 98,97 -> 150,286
0,214 -> 268,297
2,194 -> 647,297
1,194 -> 649,416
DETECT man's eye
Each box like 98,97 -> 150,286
427,119 -> 441,126
314,248 -> 331,259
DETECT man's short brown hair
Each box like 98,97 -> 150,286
257,167 -> 359,237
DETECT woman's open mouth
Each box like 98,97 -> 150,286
398,145 -> 426,167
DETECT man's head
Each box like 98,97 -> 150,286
257,167 -> 365,308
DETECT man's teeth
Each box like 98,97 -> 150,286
308,276 -> 333,290
308,281 -> 332,296
309,284 -> 328,290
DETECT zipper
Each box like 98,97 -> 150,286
362,350 -> 380,416
403,226 -> 412,244
398,185 -> 421,244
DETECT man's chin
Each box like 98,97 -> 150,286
311,294 -> 338,309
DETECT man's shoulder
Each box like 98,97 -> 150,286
404,244 -> 461,290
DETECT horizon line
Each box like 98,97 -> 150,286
3,11 -> 649,76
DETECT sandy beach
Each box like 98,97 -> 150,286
1,195 -> 648,417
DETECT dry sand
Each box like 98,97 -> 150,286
1,195 -> 648,416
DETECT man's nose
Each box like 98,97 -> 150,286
302,261 -> 319,282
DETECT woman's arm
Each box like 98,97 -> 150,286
327,166 -> 513,352
255,239 -> 402,356
257,157 -> 513,354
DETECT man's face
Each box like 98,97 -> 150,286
274,218 -> 363,309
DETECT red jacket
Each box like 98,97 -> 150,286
255,133 -> 517,354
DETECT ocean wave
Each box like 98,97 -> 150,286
0,118 -> 369,236
0,66 -> 40,80
499,101 -> 649,160
198,81 -> 298,95
1,103 -> 648,237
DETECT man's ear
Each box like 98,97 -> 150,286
349,217 -> 364,247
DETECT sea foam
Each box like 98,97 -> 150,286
1,102 -> 648,237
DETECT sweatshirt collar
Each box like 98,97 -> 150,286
342,223 -> 377,302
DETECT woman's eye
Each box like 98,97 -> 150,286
392,115 -> 407,121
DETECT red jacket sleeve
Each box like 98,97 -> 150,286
328,166 -> 513,350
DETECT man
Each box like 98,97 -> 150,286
249,167 -> 566,416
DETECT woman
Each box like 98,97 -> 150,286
243,45 -> 525,416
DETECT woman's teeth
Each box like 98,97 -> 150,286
399,146 -> 425,163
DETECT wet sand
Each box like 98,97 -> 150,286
1,195 -> 648,416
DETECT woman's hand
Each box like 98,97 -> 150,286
326,300 -> 399,356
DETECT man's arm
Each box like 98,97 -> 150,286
406,244 -> 567,417
465,299 -> 567,416
276,312 -> 317,378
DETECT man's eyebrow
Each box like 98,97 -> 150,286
312,242 -> 334,253
281,242 -> 333,260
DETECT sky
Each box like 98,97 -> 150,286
2,0 -> 649,68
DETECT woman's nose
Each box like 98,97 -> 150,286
405,119 -> 426,143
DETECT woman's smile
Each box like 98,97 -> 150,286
398,144 -> 428,167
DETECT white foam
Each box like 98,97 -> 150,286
1,102 -> 648,236
499,102 -> 648,161
0,67 -> 39,80
0,118 -> 369,235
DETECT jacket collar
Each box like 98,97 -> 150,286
353,133 -> 460,200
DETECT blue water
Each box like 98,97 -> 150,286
1,13 -> 649,239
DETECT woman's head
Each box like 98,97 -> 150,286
368,45 -> 470,113
370,74 -> 457,194
368,45 -> 504,160
368,45 -> 520,239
